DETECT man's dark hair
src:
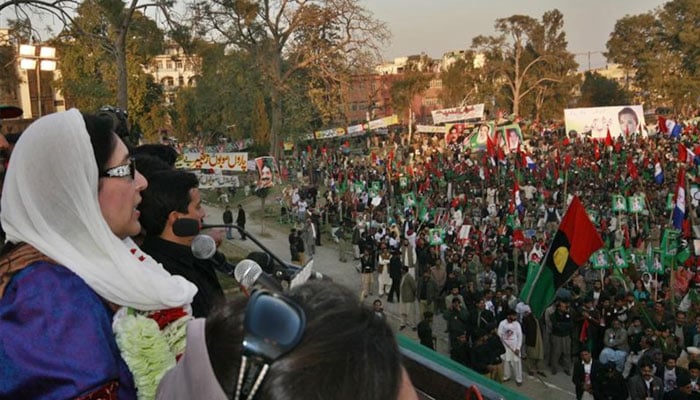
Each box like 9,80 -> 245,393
138,169 -> 199,236
133,144 -> 179,167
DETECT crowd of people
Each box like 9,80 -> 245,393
275,113 -> 700,399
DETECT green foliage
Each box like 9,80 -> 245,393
578,72 -> 631,107
471,9 -> 578,118
54,0 -> 168,138
390,65 -> 430,120
606,0 -> 700,113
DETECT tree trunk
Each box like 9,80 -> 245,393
269,53 -> 283,160
115,32 -> 129,110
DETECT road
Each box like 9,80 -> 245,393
203,198 -> 576,400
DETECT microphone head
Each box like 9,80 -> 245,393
172,218 -> 201,237
191,234 -> 217,259
234,259 -> 263,289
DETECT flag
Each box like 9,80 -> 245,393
658,116 -> 669,134
522,152 -> 537,170
605,128 -> 613,147
512,181 -> 524,214
520,196 -> 603,317
626,155 -> 639,180
654,160 -> 664,184
673,168 -> 687,230
679,144 -> 700,165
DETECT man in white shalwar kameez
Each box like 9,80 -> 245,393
498,308 -> 524,386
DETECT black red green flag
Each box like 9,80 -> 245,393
520,196 -> 603,317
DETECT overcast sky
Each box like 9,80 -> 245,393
361,0 -> 667,70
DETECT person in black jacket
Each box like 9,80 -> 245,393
417,311 -> 436,350
223,205 -> 233,239
550,299 -> 574,375
138,169 -> 224,318
572,349 -> 602,400
387,250 -> 403,303
236,204 -> 246,240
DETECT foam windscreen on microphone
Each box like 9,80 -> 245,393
191,234 -> 217,259
172,218 -> 201,237
234,259 -> 262,289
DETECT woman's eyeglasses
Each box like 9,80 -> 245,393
100,157 -> 136,180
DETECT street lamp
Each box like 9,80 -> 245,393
19,44 -> 57,118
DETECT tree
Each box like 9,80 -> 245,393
195,0 -> 389,158
54,0 -> 168,141
389,64 -> 430,128
471,9 -> 577,117
439,56 -> 480,108
251,92 -> 270,146
578,71 -> 631,107
606,1 -> 700,113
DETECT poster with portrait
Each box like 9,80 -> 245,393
254,156 -> 276,189
612,194 -> 628,212
494,123 -> 523,154
463,122 -> 494,152
648,249 -> 664,274
564,105 -> 646,139
661,229 -> 680,267
627,195 -> 645,214
444,123 -> 470,147
590,249 -> 609,270
399,176 -> 408,188
403,193 -> 416,208
610,247 -> 628,269
429,228 -> 444,246
354,181 -> 365,194
587,209 -> 599,225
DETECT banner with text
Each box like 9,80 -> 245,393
431,104 -> 484,124
176,152 -> 249,172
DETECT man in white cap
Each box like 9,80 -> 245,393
678,346 -> 700,370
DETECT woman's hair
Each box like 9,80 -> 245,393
206,281 -> 403,400
82,113 -> 118,175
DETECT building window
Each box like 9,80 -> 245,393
178,76 -> 185,86
166,61 -> 173,70
429,79 -> 442,88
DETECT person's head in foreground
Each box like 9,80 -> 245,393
157,280 -> 419,400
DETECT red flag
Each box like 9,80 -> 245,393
605,128 -> 613,147
564,154 -> 573,169
594,144 -> 600,161
658,116 -> 668,134
626,155 -> 639,180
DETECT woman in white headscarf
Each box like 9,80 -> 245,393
0,110 -> 197,399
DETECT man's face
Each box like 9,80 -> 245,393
666,358 -> 677,370
580,350 -> 592,363
641,365 -> 654,380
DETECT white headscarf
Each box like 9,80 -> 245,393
1,109 -> 196,310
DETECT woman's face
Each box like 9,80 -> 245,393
98,137 -> 148,239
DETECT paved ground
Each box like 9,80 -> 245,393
203,197 -> 576,400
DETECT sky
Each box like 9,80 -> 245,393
361,0 -> 668,70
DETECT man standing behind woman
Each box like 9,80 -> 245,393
0,110 -> 196,399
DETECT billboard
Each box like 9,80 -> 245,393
431,104 -> 485,124
564,105 -> 646,139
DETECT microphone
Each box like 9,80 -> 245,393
191,234 -> 217,259
172,218 -> 291,271
234,259 -> 283,292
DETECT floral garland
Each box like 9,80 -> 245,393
113,306 -> 192,400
